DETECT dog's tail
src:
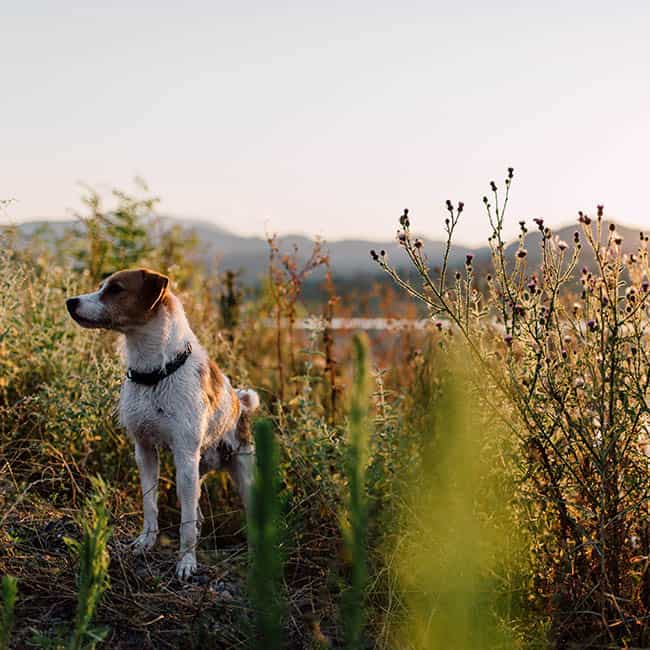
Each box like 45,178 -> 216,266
236,388 -> 260,413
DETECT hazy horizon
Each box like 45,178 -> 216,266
3,1 -> 650,246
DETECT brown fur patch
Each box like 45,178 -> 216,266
236,409 -> 252,445
200,359 -> 225,410
99,268 -> 169,330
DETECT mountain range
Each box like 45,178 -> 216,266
7,217 -> 647,287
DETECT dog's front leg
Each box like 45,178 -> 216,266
174,448 -> 200,579
132,441 -> 159,553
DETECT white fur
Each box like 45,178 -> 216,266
75,289 -> 108,322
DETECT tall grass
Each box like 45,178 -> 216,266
342,335 -> 371,649
0,575 -> 17,650
248,419 -> 284,650
395,354 -> 520,649
65,477 -> 112,650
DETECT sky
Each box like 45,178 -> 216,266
2,1 -> 650,245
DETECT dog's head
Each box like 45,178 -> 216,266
66,268 -> 169,332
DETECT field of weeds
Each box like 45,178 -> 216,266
3,173 -> 650,649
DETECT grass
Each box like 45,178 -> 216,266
3,173 -> 647,648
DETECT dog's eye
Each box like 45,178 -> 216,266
105,284 -> 124,295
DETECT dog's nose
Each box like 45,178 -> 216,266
66,297 -> 80,315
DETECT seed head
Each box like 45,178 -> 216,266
587,319 -> 597,332
642,280 -> 649,292
508,167 -> 514,179
457,201 -> 464,213
574,231 -> 580,243
490,181 -> 497,192
597,204 -> 604,218
504,334 -> 513,346
415,238 -> 423,249
446,199 -> 453,212
465,254 -> 473,266
370,249 -> 379,261
578,212 -> 591,225
517,248 -> 528,259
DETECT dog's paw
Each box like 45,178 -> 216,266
176,552 -> 197,580
131,530 -> 158,554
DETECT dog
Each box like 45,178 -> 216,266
66,268 -> 259,578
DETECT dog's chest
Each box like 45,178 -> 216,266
119,374 -> 200,448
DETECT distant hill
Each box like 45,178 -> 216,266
5,217 -> 646,288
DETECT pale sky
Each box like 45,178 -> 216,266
2,1 -> 650,245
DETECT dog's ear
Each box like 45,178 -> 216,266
140,269 -> 169,311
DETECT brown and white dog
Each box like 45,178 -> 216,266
66,268 -> 259,578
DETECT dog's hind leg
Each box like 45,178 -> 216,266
227,445 -> 255,513
132,441 -> 160,553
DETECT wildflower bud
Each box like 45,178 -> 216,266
564,335 -> 572,344
455,271 -> 461,280
483,196 -> 489,205
445,217 -> 450,226
641,231 -> 645,241
597,204 -> 604,218
490,181 -> 497,192
558,240 -> 568,251
582,267 -> 588,274
380,249 -> 386,257
504,334 -> 513,346
615,234 -> 623,246
370,249 -> 379,261
415,239 -> 423,249
519,220 -> 526,228
574,232 -> 580,243
400,209 -> 410,228
517,248 -> 528,259
562,349 -> 568,359
602,295 -> 609,305
544,227 -> 551,239
446,199 -> 453,212
527,280 -> 536,292
487,274 -> 492,281
587,319 -> 597,332
608,223 -> 615,232
435,321 -> 443,331
534,218 -> 544,229
398,232 -> 406,244
643,280 -> 649,292
508,167 -> 514,179
578,212 -> 591,225
458,201 -> 464,213
465,254 -> 473,266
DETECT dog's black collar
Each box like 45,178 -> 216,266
127,342 -> 193,386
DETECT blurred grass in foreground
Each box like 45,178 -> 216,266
395,352 -> 525,649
